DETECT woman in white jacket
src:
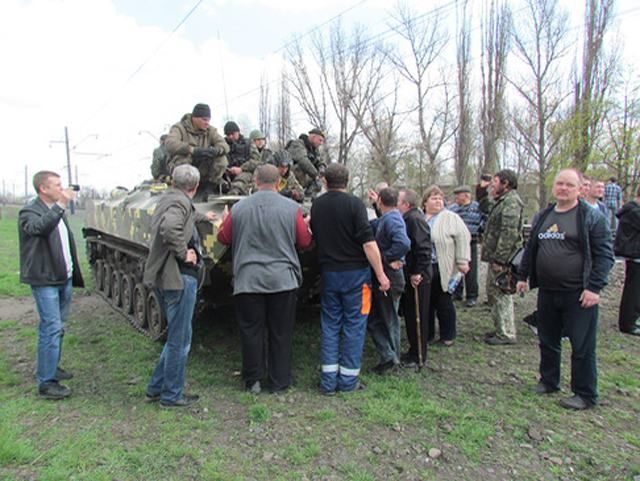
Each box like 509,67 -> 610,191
422,186 -> 471,346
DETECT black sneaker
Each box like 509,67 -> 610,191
55,367 -> 73,381
484,335 -> 516,346
465,299 -> 477,308
159,394 -> 200,408
38,381 -> 71,400
371,359 -> 398,375
145,392 -> 161,403
533,381 -> 559,395
559,395 -> 594,410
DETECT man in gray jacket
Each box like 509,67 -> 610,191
19,171 -> 84,400
144,164 -> 214,408
218,164 -> 312,393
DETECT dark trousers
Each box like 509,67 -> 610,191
401,277 -> 431,362
428,263 -> 457,342
537,289 -> 598,404
454,240 -> 479,300
234,289 -> 297,391
619,260 -> 640,332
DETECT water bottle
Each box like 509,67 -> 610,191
447,271 -> 464,295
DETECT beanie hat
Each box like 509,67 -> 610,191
224,121 -> 240,135
308,127 -> 326,138
249,129 -> 265,140
192,103 -> 211,118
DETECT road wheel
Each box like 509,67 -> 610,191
104,263 -> 113,298
111,271 -> 123,307
133,283 -> 147,329
95,260 -> 104,291
147,290 -> 166,341
121,275 -> 135,314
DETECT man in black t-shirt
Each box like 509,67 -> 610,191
517,169 -> 614,410
310,163 -> 390,395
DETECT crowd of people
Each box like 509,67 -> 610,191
17,104 -> 639,413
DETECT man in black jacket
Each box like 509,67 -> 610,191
517,169 -> 614,410
19,171 -> 84,400
615,184 -> 640,336
397,188 -> 432,367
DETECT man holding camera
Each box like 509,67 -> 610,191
19,171 -> 84,399
165,103 -> 230,195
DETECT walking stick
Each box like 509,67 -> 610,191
414,285 -> 423,369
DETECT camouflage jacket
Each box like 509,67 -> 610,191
277,171 -> 304,202
165,114 -> 228,167
242,143 -> 273,173
286,134 -> 325,178
150,144 -> 168,179
226,135 -> 253,169
479,189 -> 524,265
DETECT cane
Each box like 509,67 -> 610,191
414,285 -> 423,369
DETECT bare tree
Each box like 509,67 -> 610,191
258,73 -> 271,140
387,3 -> 450,187
601,78 -> 640,196
479,0 -> 511,174
273,72 -> 292,150
571,0 -> 616,171
454,0 -> 473,185
509,0 -> 570,207
286,22 -> 386,165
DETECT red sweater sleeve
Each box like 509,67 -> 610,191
217,211 -> 233,245
295,209 -> 312,249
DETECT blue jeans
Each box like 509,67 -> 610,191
320,268 -> 371,393
147,275 -> 197,403
32,279 -> 73,386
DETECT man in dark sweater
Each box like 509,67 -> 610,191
397,188 -> 432,367
517,169 -> 614,410
614,184 -> 640,336
218,164 -> 312,393
367,187 -> 411,373
310,163 -> 390,395
19,170 -> 84,400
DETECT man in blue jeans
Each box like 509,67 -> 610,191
143,164 -> 215,408
310,163 -> 390,395
19,170 -> 84,399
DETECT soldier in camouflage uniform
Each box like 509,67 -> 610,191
249,129 -> 274,166
286,128 -> 326,193
165,104 -> 229,196
478,169 -> 524,345
273,151 -> 304,202
150,134 -> 169,181
224,121 -> 259,196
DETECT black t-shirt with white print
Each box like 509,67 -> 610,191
535,205 -> 583,291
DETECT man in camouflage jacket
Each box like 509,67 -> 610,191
478,169 -> 524,345
286,128 -> 326,191
165,103 -> 229,194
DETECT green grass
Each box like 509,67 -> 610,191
0,203 -> 639,480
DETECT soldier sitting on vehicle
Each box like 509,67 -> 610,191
150,134 -> 169,182
286,128 -> 326,195
224,121 -> 259,196
249,129 -> 273,166
165,103 -> 229,198
273,151 -> 304,203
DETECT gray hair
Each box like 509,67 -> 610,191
254,164 -> 280,185
399,188 -> 420,208
172,164 -> 200,191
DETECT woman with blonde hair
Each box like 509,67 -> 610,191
422,186 -> 471,346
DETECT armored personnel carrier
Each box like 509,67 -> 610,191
83,183 -> 318,340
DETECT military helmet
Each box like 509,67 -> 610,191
495,270 -> 517,295
249,129 -> 265,140
273,150 -> 292,167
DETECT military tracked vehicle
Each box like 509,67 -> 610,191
83,183 -> 318,341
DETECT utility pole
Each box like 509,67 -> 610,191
64,126 -> 76,214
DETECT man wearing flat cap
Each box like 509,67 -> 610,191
286,128 -> 326,194
165,103 -> 229,197
449,185 -> 485,307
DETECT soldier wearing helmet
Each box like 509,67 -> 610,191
273,151 -> 304,202
249,129 -> 273,166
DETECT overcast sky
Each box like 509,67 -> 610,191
2,0 -> 639,196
